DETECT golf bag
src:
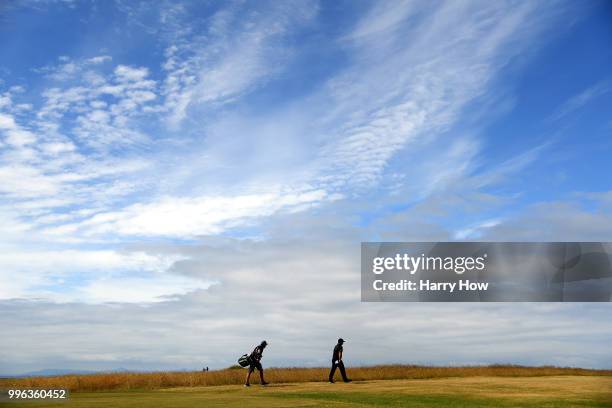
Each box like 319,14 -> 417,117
237,354 -> 250,367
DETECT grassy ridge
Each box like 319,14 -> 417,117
1,376 -> 611,408
2,365 -> 611,392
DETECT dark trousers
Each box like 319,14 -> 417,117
329,360 -> 348,382
248,361 -> 263,373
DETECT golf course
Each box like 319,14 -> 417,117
2,366 -> 611,407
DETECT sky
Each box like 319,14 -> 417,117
0,0 -> 611,375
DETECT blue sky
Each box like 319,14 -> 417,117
0,0 -> 611,374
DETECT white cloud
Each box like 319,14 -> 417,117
0,112 -> 17,129
53,188 -> 329,238
454,219 -> 502,240
0,112 -> 37,146
0,248 -> 200,303
115,65 -> 150,82
87,55 -> 112,65
78,274 -> 212,303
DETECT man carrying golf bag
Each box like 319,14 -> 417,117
244,340 -> 269,387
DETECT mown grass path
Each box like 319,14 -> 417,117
2,376 -> 611,408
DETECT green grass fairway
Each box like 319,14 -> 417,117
3,376 -> 611,408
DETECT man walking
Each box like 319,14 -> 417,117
245,340 -> 269,387
329,338 -> 351,383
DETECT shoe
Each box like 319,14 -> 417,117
244,384 -> 250,387
344,379 -> 352,383
261,382 -> 269,386
329,380 -> 335,383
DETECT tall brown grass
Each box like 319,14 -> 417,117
1,365 -> 610,392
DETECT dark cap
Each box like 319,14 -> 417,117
338,338 -> 345,343
261,340 -> 268,346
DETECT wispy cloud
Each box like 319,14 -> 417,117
160,0 -> 318,128
34,55 -> 113,81
548,80 -> 611,122
315,1 -> 548,189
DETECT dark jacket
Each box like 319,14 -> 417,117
250,345 -> 264,362
332,343 -> 343,362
